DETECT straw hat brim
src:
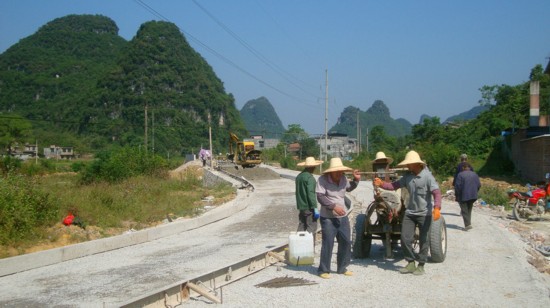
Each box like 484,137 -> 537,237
396,158 -> 426,167
297,160 -> 323,167
373,157 -> 393,164
323,165 -> 353,174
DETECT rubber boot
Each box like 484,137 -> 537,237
399,261 -> 416,274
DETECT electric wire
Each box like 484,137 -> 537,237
252,0 -> 321,90
191,0 -> 321,101
133,0 -> 319,108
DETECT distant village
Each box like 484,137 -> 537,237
247,132 -> 358,160
9,132 -> 357,162
9,144 -> 76,160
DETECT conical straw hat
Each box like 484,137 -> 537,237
396,150 -> 426,167
373,151 -> 393,164
297,156 -> 323,167
323,157 -> 353,174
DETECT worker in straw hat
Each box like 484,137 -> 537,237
295,157 -> 324,236
315,157 -> 361,279
373,151 -> 393,164
373,150 -> 442,276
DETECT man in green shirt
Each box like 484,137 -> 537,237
296,157 -> 323,234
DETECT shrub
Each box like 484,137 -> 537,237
71,161 -> 87,172
279,156 -> 297,169
0,156 -> 22,175
79,147 -> 168,184
0,175 -> 58,245
478,185 -> 509,208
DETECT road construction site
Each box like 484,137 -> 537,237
0,164 -> 549,307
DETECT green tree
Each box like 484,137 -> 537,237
411,117 -> 447,144
0,115 -> 32,155
368,125 -> 397,154
299,137 -> 320,159
281,124 -> 309,144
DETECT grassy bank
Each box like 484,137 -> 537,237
0,164 -> 235,258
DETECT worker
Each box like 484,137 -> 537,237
374,150 -> 442,276
316,157 -> 361,279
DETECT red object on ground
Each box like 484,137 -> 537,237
63,214 -> 74,226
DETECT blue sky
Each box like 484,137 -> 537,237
1,0 -> 549,135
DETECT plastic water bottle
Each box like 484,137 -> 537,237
313,208 -> 320,219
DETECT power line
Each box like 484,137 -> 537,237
252,0 -> 321,90
192,0 -> 321,101
133,0 -> 320,107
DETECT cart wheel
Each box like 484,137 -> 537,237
429,216 -> 447,263
353,213 -> 371,258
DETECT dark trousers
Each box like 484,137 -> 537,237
459,200 -> 474,227
297,210 -> 317,234
318,216 -> 351,274
401,214 -> 431,263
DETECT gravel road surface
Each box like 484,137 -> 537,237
0,165 -> 549,307
191,166 -> 550,307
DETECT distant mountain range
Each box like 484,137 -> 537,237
0,13 -> 488,155
241,98 -> 488,139
442,105 -> 491,123
419,105 -> 490,125
330,100 -> 412,138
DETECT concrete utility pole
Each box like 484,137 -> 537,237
144,102 -> 148,154
324,69 -> 328,161
359,126 -> 361,154
366,127 -> 369,153
208,112 -> 213,168
152,110 -> 155,155
356,112 -> 360,154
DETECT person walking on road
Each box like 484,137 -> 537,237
295,157 -> 323,235
374,150 -> 442,276
453,153 -> 473,186
454,163 -> 480,231
316,157 -> 361,279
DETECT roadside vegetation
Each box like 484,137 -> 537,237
0,147 -> 234,258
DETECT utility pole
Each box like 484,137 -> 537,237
152,109 -> 155,154
356,112 -> 360,154
319,135 -> 322,173
324,69 -> 328,161
144,102 -> 148,154
366,127 -> 369,153
208,112 -> 213,168
359,126 -> 361,155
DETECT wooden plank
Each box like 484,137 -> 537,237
186,282 -> 221,304
267,251 -> 285,262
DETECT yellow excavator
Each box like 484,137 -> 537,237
228,132 -> 262,168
